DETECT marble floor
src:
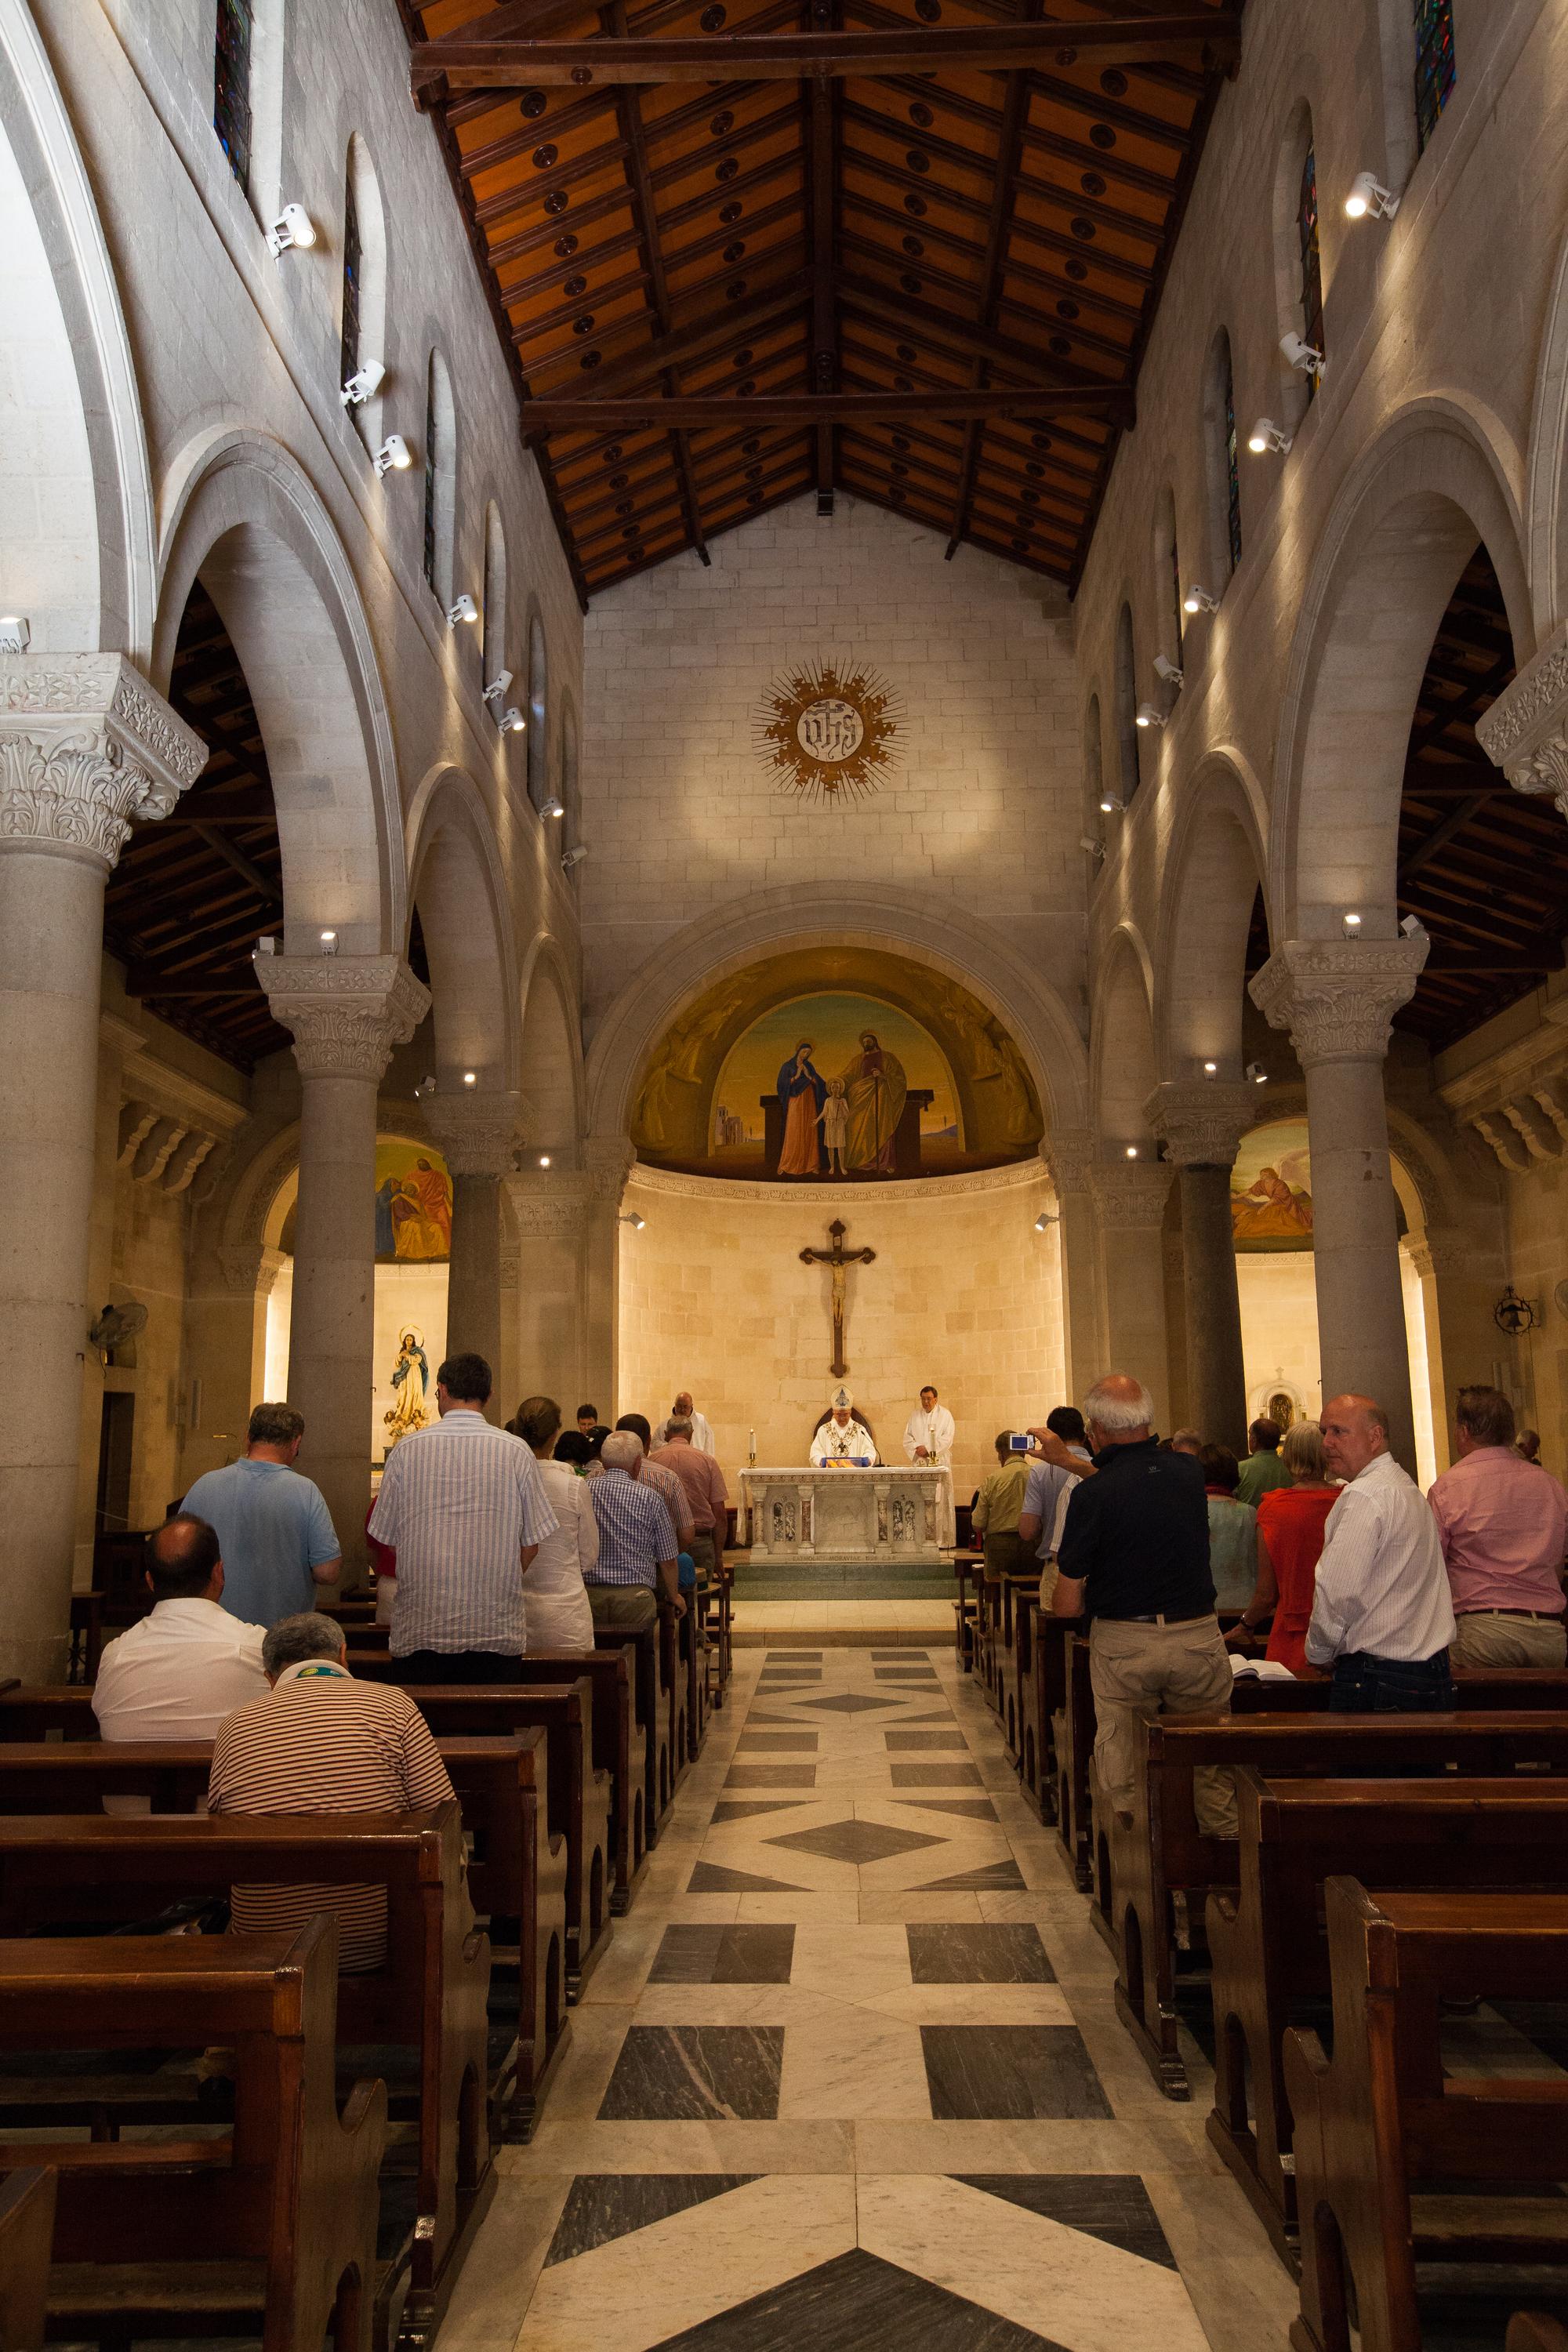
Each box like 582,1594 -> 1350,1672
441,1643 -> 1299,2352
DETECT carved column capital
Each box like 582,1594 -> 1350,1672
503,1167 -> 593,1240
219,1242 -> 287,1298
1042,1127 -> 1093,1196
256,956 -> 430,1082
1403,1225 -> 1468,1283
585,1136 -> 637,1201
423,1090 -> 524,1178
1476,622 -> 1568,821
0,653 -> 205,869
1249,938 -> 1428,1069
1145,1080 -> 1260,1170
1088,1161 -> 1174,1229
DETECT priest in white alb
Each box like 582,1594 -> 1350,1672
810,1387 -> 880,1466
903,1384 -> 956,1546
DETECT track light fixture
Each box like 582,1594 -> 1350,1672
1280,331 -> 1326,379
1098,793 -> 1122,814
1203,1061 -> 1218,1075
0,614 -> 29,652
266,203 -> 318,258
1345,170 -> 1399,221
373,434 -> 412,477
319,928 -> 338,956
1401,913 -> 1426,938
1247,418 -> 1293,456
1033,1210 -> 1060,1232
446,594 -> 479,629
1124,1145 -> 1140,1160
1079,835 -> 1105,859
561,845 -> 589,871
340,361 -> 385,407
1182,586 -> 1220,616
1245,1062 -> 1268,1085
1135,702 -> 1165,730
483,670 -> 513,708
1153,655 -> 1184,689
540,797 -> 564,818
1342,910 -> 1363,937
499,706 -> 525,733
620,1211 -> 646,1230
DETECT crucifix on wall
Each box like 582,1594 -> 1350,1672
800,1218 -> 877,1379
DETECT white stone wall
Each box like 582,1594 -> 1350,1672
579,495 -> 1086,1040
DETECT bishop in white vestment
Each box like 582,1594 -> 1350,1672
810,1388 -> 880,1466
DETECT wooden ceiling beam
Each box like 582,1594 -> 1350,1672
524,263 -> 809,402
946,1 -> 1037,559
840,187 -> 1143,324
838,267 -> 1118,393
412,16 -> 1240,97
807,0 -> 838,513
523,383 -> 1130,428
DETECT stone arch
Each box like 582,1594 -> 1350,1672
518,935 -> 585,1152
154,427 -> 406,951
1526,209 -> 1568,635
585,884 -> 1089,1149
1273,401 -> 1531,942
405,768 -> 518,1089
0,0 -> 156,657
1156,756 -> 1271,1076
1091,927 -> 1159,1155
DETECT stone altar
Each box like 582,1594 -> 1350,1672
740,1465 -> 952,1566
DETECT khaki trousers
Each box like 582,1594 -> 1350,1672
686,1530 -> 718,1577
1089,1614 -> 1237,1838
587,1584 -> 658,1632
1450,1610 -> 1567,1670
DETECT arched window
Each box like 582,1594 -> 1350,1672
1298,139 -> 1324,398
423,351 -> 456,607
1414,0 -> 1455,150
1113,604 -> 1139,804
1154,488 -> 1182,666
1216,331 -> 1242,573
1083,693 -> 1105,841
561,702 -> 580,858
482,504 -> 508,695
527,617 -> 548,811
339,140 -> 387,441
340,169 -> 362,393
213,0 -> 254,191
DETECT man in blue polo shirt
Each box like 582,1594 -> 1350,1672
182,1402 -> 342,1627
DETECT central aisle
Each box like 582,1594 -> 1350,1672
441,1646 -> 1296,2351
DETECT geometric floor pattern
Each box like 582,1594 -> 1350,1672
437,1645 -> 1302,2352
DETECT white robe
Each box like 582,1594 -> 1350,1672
811,1417 -> 877,1466
658,1411 -> 715,1455
902,1404 -> 955,1468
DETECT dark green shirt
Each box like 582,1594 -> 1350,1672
1236,1449 -> 1292,1509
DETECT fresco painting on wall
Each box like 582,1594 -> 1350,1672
374,1141 -> 454,1262
712,996 -> 960,1174
1231,1120 -> 1314,1250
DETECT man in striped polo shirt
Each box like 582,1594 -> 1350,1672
585,1429 -> 681,1632
208,1611 -> 458,1972
368,1350 -> 557,1684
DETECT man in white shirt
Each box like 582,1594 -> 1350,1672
93,1515 -> 269,1740
1018,1406 -> 1094,1591
658,1392 -> 715,1456
1305,1392 -> 1456,1711
903,1386 -> 954,1468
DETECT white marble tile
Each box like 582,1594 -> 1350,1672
858,1890 -> 985,1922
499,2120 -> 855,2176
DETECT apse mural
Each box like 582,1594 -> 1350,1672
374,1141 -> 454,1262
713,996 -> 960,1176
1231,1120 -> 1314,1250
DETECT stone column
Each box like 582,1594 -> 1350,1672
1088,1160 -> 1176,1432
0,654 -> 205,1677
1476,621 -> 1568,821
503,1164 -> 593,1409
1044,1130 -> 1102,1409
585,1139 -> 637,1410
258,956 -> 430,1580
1146,1081 -> 1258,1454
1250,938 -> 1428,1471
425,1092 -> 522,1421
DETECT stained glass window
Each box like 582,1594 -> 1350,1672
1222,336 -> 1242,571
340,170 -> 362,397
423,364 -> 439,593
213,0 -> 253,193
1298,142 -> 1324,404
1414,0 -> 1456,152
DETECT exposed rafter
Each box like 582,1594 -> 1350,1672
521,385 -> 1132,430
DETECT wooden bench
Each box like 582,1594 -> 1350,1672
0,1923 -> 384,2352
1101,1708 -> 1568,2104
1055,1631 -> 1094,1887
1002,1573 -> 1044,1774
1287,1880 -> 1568,2352
0,1725 -> 569,2143
1210,1773 -> 1568,2258
951,1553 -> 982,1671
0,2168 -> 56,2352
594,1622 -> 675,1843
0,1806 -> 491,2352
1510,2320 -> 1568,2352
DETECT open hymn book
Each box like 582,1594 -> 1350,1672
1229,1657 -> 1297,1680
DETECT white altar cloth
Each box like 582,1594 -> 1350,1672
740,1465 -> 953,1566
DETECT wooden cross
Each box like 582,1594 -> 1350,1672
799,1218 -> 877,1379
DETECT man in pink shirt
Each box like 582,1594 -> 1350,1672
1428,1385 -> 1567,1667
650,1416 -> 728,1580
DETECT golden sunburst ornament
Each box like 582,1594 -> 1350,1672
753,659 -> 905,802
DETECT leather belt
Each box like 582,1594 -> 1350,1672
1456,1606 -> 1563,1620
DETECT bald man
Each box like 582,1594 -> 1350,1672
1305,1393 -> 1455,1711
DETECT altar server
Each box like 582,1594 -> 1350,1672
903,1385 -> 954,1468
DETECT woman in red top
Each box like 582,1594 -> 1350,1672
1225,1421 -> 1338,1673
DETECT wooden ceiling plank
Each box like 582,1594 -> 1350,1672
524,383 -> 1128,426
946,5 -> 1036,559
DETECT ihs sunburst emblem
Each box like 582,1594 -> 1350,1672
753,659 -> 905,802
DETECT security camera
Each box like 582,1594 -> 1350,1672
1345,170 -> 1399,221
340,361 -> 386,407
1280,331 -> 1326,379
266,203 -> 318,258
1182,586 -> 1220,615
446,594 -> 479,629
482,670 -> 514,707
561,845 -> 589,871
1135,702 -> 1165,730
373,434 -> 412,477
1247,417 -> 1293,456
1153,655 -> 1184,688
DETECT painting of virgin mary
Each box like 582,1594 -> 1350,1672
776,1041 -> 826,1176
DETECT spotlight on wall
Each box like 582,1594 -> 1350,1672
539,1154 -> 552,1168
462,1070 -> 477,1087
255,935 -> 277,958
1124,1145 -> 1140,1160
620,1211 -> 646,1230
1342,909 -> 1363,936
1182,585 -> 1220,616
1153,655 -> 1185,689
414,1073 -> 435,1098
483,670 -> 514,708
266,202 -> 318,258
1098,794 -> 1122,815
1033,1210 -> 1060,1232
1345,170 -> 1399,221
1079,835 -> 1105,859
1134,702 -> 1165,730
1280,331 -> 1326,380
499,706 -> 526,733
1247,417 -> 1293,456
0,615 -> 31,652
1245,1062 -> 1269,1085
540,797 -> 564,818
373,435 -> 412,477
446,594 -> 479,630
561,844 -> 589,871
1203,1061 -> 1218,1075
1401,913 -> 1427,938
319,928 -> 338,955
340,361 -> 386,408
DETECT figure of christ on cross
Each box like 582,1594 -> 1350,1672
800,1218 -> 877,1378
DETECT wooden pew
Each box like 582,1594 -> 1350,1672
1287,1880 -> 1568,2352
594,1622 -> 675,1843
1510,2321 -> 1568,2352
1211,1773 -> 1568,2259
343,1663 -> 612,1998
951,1553 -> 981,1671
1103,1708 -> 1568,2103
1025,1610 -> 1070,1826
0,1924 -> 384,2352
0,2168 -> 56,2352
0,1726 -> 569,2143
0,1806 -> 491,2352
1055,1631 -> 1094,1888
1003,1573 -> 1044,1774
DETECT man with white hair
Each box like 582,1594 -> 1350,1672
1047,1372 -> 1235,1835
1308,1392 -> 1455,1709
584,1428 -> 682,1631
